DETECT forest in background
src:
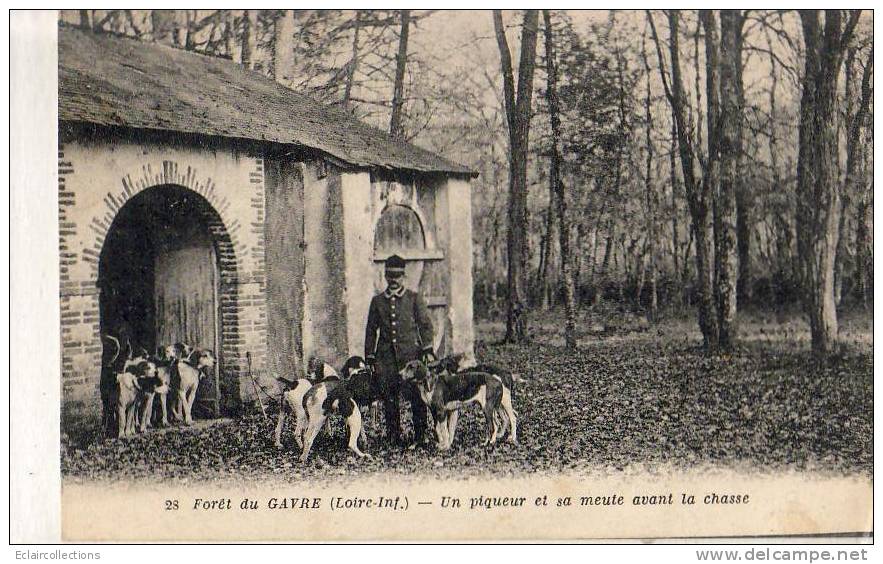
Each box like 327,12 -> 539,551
60,10 -> 874,357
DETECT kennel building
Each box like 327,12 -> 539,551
58,25 -> 476,428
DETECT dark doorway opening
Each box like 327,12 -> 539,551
99,185 -> 222,419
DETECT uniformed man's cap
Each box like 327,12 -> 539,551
385,254 -> 406,275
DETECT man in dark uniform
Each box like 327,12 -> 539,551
365,254 -> 435,448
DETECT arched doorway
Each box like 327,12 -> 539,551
373,203 -> 449,355
98,184 -> 229,419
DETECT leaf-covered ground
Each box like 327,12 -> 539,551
62,312 -> 872,483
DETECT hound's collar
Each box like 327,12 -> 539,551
384,286 -> 405,299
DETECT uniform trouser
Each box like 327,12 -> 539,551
378,363 -> 428,444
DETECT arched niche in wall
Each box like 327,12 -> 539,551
372,203 -> 448,354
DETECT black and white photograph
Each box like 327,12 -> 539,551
8,7 -> 875,543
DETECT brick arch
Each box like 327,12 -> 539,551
83,161 -> 248,278
94,175 -> 245,416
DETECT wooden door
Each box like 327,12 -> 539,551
154,236 -> 220,418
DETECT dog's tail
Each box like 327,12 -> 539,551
102,334 -> 121,367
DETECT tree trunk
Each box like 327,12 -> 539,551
272,10 -> 295,82
342,10 -> 362,109
79,10 -> 94,31
599,222 -> 615,305
124,10 -> 142,36
184,10 -> 196,51
717,10 -> 742,349
650,10 -> 719,349
682,226 -> 695,305
855,182 -> 873,308
702,10 -> 725,350
766,42 -> 791,290
536,195 -> 555,309
389,10 -> 411,139
241,10 -> 255,69
733,15 -> 751,306
544,11 -> 575,347
151,10 -> 177,44
796,10 -> 861,356
495,10 -> 540,344
837,47 -> 873,305
640,37 -> 657,321
171,12 -> 183,48
224,10 -> 235,59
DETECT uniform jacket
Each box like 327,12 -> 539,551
365,287 -> 434,373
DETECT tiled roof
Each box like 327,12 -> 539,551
58,25 -> 474,176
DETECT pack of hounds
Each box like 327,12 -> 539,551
101,334 -> 216,438
275,355 -> 519,462
102,335 -> 519,462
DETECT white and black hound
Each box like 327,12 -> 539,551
114,359 -> 167,438
274,356 -> 340,449
434,355 -> 519,444
298,356 -> 380,463
172,348 -> 216,425
400,359 -> 517,450
137,342 -> 194,431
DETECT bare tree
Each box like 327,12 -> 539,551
494,10 -> 540,343
717,10 -> 743,349
638,34 -> 658,321
733,14 -> 751,305
700,10 -> 727,349
543,10 -> 577,348
852,52 -> 874,308
184,10 -> 196,50
272,10 -> 295,82
835,45 -> 873,304
223,10 -> 235,59
649,10 -> 720,350
241,10 -> 256,69
342,10 -> 363,109
390,10 -> 411,138
795,9 -> 861,355
151,10 -> 177,44
78,10 -> 93,31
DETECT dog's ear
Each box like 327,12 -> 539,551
124,360 -> 145,376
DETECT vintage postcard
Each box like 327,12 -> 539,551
9,8 -> 874,543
